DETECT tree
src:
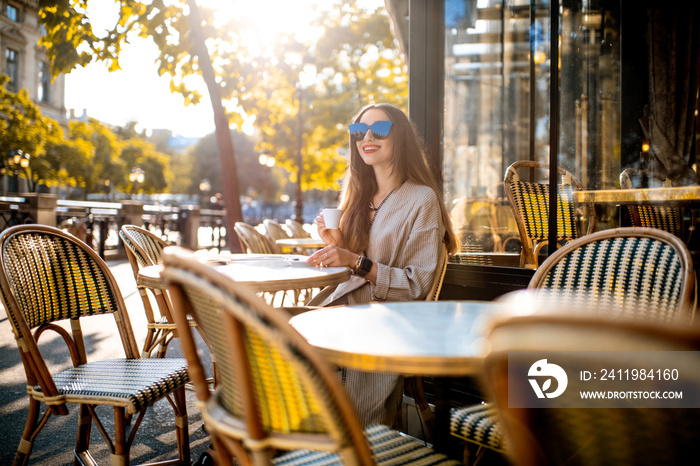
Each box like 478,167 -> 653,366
68,118 -> 123,196
37,1 -> 406,237
119,138 -> 171,194
0,75 -> 65,192
39,0 -> 246,249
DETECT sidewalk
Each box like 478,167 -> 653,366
0,259 -> 210,465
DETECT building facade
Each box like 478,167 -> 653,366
1,0 -> 66,125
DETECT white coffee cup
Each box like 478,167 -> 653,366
322,208 -> 342,229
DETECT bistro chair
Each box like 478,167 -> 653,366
286,218 -> 312,238
161,245 -> 460,466
619,167 -> 693,242
235,222 -> 320,307
234,221 -> 281,254
449,226 -> 696,464
263,219 -> 293,253
504,160 -> 595,268
0,225 -> 190,466
120,224 -> 178,357
481,312 -> 700,466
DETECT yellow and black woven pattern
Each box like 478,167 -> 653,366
509,181 -> 578,241
449,403 -> 506,453
181,283 -> 329,434
2,231 -> 119,329
633,205 -> 680,235
35,357 -> 189,414
275,424 -> 460,466
537,236 -> 685,322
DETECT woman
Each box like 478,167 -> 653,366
306,103 -> 458,428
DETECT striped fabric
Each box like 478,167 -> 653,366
449,404 -> 506,453
35,358 -> 189,414
537,236 -> 685,322
509,181 -> 578,241
275,424 -> 460,466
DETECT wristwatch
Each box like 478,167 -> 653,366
354,254 -> 373,277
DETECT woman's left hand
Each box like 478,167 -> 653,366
307,245 -> 358,269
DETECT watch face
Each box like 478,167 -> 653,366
358,256 -> 372,276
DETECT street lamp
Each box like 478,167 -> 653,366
4,150 -> 31,193
290,54 -> 316,224
199,178 -> 212,207
258,153 -> 275,218
129,167 -> 145,195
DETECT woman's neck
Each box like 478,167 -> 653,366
373,167 -> 401,198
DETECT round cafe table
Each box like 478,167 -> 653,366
289,300 -> 507,451
289,300 -> 505,376
138,254 -> 350,294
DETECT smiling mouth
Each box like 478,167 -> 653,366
362,145 -> 380,153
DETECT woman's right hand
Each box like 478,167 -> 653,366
316,212 -> 342,246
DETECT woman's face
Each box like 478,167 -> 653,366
355,108 -> 394,170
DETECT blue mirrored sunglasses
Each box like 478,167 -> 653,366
349,121 -> 393,141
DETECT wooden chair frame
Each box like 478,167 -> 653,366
482,313 -> 700,466
234,222 -> 280,254
0,225 -> 190,466
162,246 -> 458,466
120,224 -> 178,357
451,226 -> 696,464
504,160 -> 595,268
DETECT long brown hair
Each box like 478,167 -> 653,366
338,103 -> 457,254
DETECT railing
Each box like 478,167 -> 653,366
0,194 -> 228,259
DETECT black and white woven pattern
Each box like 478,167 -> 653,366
449,404 -> 506,453
537,236 -> 685,322
35,358 -> 189,414
275,424 -> 460,466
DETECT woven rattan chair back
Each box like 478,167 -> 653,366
120,224 -> 178,357
529,227 -> 696,324
263,219 -> 293,254
504,160 -> 595,268
0,225 -> 190,465
163,246 -> 460,466
482,314 -> 700,466
162,246 -> 372,465
286,219 -> 312,238
620,168 -> 681,236
449,227 -> 696,463
234,222 -> 280,254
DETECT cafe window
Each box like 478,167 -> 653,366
442,0 -> 699,268
38,61 -> 50,102
5,48 -> 18,92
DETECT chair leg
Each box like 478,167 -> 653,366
173,386 -> 191,463
74,404 -> 92,463
13,397 -> 47,466
113,406 -> 128,465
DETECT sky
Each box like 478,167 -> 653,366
64,0 -> 385,140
